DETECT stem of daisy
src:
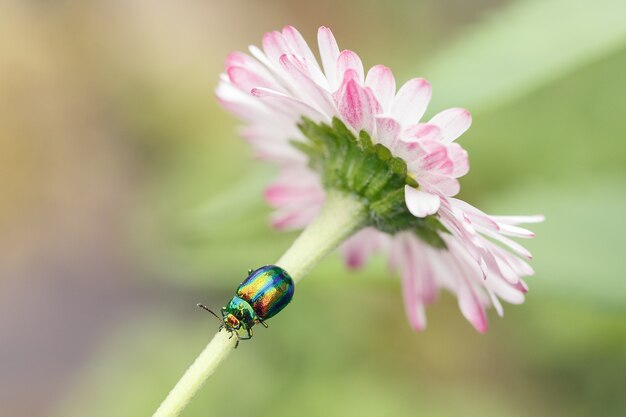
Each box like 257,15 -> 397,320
275,189 -> 368,282
151,190 -> 367,417
152,330 -> 236,417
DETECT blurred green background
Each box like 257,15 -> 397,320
1,0 -> 625,416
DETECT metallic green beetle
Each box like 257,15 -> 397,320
198,265 -> 295,347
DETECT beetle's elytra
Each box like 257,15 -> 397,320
198,265 -> 294,347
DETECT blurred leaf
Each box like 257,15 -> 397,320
423,0 -> 626,112
460,45 -> 626,195
179,166 -> 273,238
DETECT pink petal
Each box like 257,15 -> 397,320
227,66 -> 276,93
226,51 -> 254,68
334,70 -> 379,133
340,228 -> 387,269
391,78 -> 432,126
279,54 -> 337,116
490,254 -> 522,284
402,276 -> 428,331
365,65 -> 396,112
485,272 -> 526,305
251,87 -> 327,122
374,116 -> 401,148
281,25 -> 327,87
515,280 -> 529,293
404,186 -> 441,217
450,198 -> 499,231
248,44 -> 277,70
457,284 -> 488,333
226,51 -> 277,85
408,237 -> 438,304
483,229 -> 533,259
265,186 -> 308,207
399,236 -> 428,331
392,138 -> 422,165
337,50 -> 365,84
270,207 -> 320,230
265,169 -> 325,230
420,173 -> 460,196
428,108 -> 472,143
282,26 -> 318,69
447,143 -> 469,177
402,123 -> 441,142
343,242 -> 369,269
239,125 -> 304,163
418,142 -> 448,171
215,81 -> 272,123
262,31 -> 289,64
317,26 -> 341,90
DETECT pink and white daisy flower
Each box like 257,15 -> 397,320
217,25 -> 542,332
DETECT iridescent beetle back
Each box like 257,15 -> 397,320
198,265 -> 294,347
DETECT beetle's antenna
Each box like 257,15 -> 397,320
197,303 -> 222,323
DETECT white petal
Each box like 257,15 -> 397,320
488,289 -> 504,317
281,26 -> 328,88
227,66 -> 277,92
226,51 -> 280,89
365,65 -> 396,112
498,223 -> 535,238
317,26 -> 341,90
428,108 -> 472,143
481,228 -> 533,259
262,30 -> 289,64
282,26 -> 319,69
450,198 -> 499,231
491,215 -> 545,225
279,54 -> 337,116
404,186 -> 441,217
251,87 -> 327,122
391,78 -> 432,126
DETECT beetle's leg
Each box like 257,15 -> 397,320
247,268 -> 254,275
228,330 -> 242,348
236,328 -> 253,342
258,319 -> 269,328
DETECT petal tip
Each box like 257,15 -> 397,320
404,186 -> 441,218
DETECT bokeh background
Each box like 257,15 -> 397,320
1,0 -> 625,416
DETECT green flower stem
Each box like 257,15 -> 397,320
151,190 -> 367,417
152,330 -> 236,417
276,189 -> 368,282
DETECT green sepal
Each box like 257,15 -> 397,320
294,117 -> 450,248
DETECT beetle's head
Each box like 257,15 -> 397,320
223,313 -> 241,331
